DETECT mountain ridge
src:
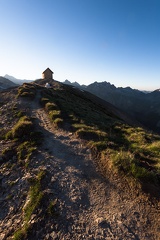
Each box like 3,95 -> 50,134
0,81 -> 160,239
4,74 -> 33,85
0,76 -> 18,90
64,80 -> 160,134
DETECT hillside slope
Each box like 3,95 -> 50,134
64,80 -> 160,134
0,77 -> 18,90
0,81 -> 160,239
85,82 -> 160,134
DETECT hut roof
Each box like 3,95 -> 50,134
42,68 -> 53,74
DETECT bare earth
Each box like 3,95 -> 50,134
0,90 -> 160,239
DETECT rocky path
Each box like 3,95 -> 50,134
29,92 -> 160,240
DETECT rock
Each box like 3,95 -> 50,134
45,233 -> 50,239
0,233 -> 6,240
50,231 -> 58,239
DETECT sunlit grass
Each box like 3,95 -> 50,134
40,85 -> 160,188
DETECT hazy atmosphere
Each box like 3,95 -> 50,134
0,0 -> 160,90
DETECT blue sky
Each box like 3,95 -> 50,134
0,0 -> 160,90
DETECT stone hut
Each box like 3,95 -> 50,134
42,68 -> 54,79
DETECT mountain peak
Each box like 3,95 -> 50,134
4,74 -> 33,85
0,76 -> 18,90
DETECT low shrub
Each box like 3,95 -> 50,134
76,129 -> 101,141
130,163 -> 156,182
45,102 -> 58,112
17,84 -> 36,99
53,118 -> 64,128
19,91 -> 35,98
72,123 -> 91,130
89,141 -> 108,152
12,118 -> 33,139
49,110 -> 61,120
40,98 -> 50,106
147,141 -> 160,155
17,141 -> 36,161
111,150 -> 134,173
111,150 -> 157,183
5,116 -> 33,140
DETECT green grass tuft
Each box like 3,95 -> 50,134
53,117 -> 64,128
5,116 -> 33,140
45,102 -> 58,111
17,141 -> 36,161
23,170 -> 45,222
17,83 -> 36,99
13,229 -> 26,240
49,110 -> 61,120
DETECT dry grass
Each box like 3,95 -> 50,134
40,85 -> 160,190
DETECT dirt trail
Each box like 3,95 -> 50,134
30,92 -> 160,240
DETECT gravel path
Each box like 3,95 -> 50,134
29,92 -> 160,240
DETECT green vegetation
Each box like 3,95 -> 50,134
13,170 -> 46,240
4,115 -> 43,167
17,141 -> 36,167
13,228 -> 26,240
53,117 -> 64,128
24,170 -> 45,222
40,85 -> 160,189
40,97 -> 50,106
47,199 -> 57,216
45,102 -> 58,111
2,146 -> 14,158
49,110 -> 61,120
17,83 -> 36,99
5,116 -> 33,140
16,110 -> 26,118
110,149 -> 156,182
5,115 -> 43,143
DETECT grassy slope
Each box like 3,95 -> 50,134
35,81 -> 160,194
4,81 -> 160,193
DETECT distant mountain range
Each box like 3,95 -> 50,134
0,75 -> 33,90
64,80 -> 160,134
4,74 -> 32,85
1,75 -> 160,134
0,76 -> 18,90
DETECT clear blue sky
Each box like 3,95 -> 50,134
0,0 -> 160,90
